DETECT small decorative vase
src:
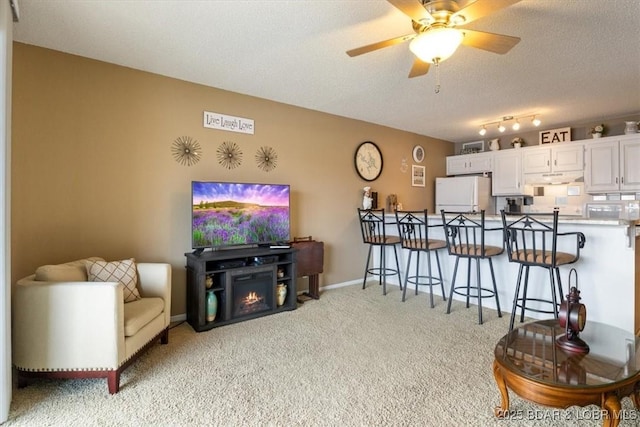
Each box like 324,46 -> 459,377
205,275 -> 214,289
206,290 -> 218,322
489,139 -> 500,151
513,142 -> 521,148
592,133 -> 601,139
276,283 -> 287,307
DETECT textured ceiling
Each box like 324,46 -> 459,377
11,0 -> 640,143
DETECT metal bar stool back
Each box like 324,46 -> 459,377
441,210 -> 504,324
357,208 -> 403,295
501,209 -> 586,331
395,210 -> 447,307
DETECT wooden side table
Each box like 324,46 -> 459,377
291,236 -> 324,301
494,319 -> 640,427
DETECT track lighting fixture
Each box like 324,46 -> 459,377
478,114 -> 541,136
532,116 -> 541,126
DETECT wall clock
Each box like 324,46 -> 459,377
412,145 -> 425,163
354,141 -> 383,181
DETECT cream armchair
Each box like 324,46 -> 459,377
13,258 -> 172,393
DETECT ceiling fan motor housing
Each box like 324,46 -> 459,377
423,0 -> 461,24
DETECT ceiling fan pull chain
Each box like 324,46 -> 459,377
434,58 -> 441,94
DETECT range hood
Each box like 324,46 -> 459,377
524,171 -> 584,185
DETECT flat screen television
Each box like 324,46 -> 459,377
191,181 -> 291,250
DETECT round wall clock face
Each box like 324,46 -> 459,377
412,145 -> 425,163
354,141 -> 383,181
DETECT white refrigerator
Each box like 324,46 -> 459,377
435,176 -> 495,214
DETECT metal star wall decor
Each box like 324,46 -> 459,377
255,146 -> 278,172
171,136 -> 202,166
216,141 -> 243,169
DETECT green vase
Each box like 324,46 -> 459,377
206,290 -> 218,322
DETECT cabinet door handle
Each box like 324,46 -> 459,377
554,160 -> 557,166
616,177 -> 619,184
621,176 -> 624,184
547,160 -> 550,166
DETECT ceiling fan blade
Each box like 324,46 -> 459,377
387,0 -> 434,24
452,0 -> 522,25
460,29 -> 520,54
408,58 -> 430,78
346,33 -> 415,57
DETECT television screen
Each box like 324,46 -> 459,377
192,181 -> 291,249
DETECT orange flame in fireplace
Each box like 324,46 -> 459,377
244,292 -> 261,305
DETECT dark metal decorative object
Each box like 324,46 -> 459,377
217,141 -> 243,169
172,136 -> 202,166
256,146 -> 278,172
557,269 -> 589,354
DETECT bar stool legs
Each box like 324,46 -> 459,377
362,243 -> 402,296
401,249 -> 446,308
509,264 -> 566,331
446,257 -> 502,325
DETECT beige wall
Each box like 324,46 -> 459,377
11,43 -> 453,315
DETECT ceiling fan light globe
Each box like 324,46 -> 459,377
409,28 -> 463,64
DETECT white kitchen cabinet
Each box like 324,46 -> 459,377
492,149 -> 524,195
522,143 -> 584,174
584,135 -> 640,193
446,152 -> 492,176
620,137 -> 640,190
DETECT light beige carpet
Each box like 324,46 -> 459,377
5,283 -> 637,426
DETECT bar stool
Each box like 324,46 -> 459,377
501,210 -> 586,331
441,210 -> 504,324
357,208 -> 403,295
395,209 -> 447,307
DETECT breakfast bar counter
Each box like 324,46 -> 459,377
382,214 -> 639,334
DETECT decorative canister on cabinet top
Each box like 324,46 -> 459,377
489,139 -> 500,151
624,121 -> 639,134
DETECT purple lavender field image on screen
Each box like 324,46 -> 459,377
192,182 -> 290,249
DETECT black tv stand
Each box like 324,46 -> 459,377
185,246 -> 297,332
192,248 -> 205,256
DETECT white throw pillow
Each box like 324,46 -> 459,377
35,257 -> 105,282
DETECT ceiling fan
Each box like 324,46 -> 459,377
346,0 -> 522,78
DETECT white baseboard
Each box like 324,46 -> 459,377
171,313 -> 187,323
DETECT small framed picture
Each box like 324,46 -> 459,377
411,165 -> 425,187
412,145 -> 425,163
461,140 -> 485,154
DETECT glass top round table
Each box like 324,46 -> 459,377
493,319 -> 639,427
